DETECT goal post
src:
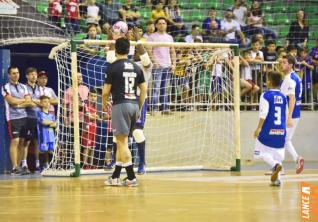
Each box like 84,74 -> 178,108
43,39 -> 240,177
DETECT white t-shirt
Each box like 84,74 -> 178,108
87,5 -> 99,18
250,50 -> 264,71
212,63 -> 223,77
233,6 -> 247,27
240,65 -> 252,80
221,19 -> 241,41
184,34 -> 203,43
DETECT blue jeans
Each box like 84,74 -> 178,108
151,68 -> 172,111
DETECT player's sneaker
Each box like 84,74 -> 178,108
264,168 -> 285,176
296,156 -> 304,174
271,164 -> 282,182
270,179 -> 281,187
21,166 -> 30,175
11,168 -> 21,175
104,176 -> 122,186
137,164 -> 146,175
34,166 -> 41,174
122,178 -> 138,187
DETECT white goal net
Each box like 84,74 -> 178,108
43,40 -> 240,176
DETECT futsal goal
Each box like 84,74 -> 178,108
42,40 -> 241,176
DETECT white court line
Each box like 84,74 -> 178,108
152,174 -> 318,184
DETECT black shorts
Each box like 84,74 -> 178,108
8,118 -> 27,139
25,118 -> 38,141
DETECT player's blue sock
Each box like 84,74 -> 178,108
137,141 -> 146,165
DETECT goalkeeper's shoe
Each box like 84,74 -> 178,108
270,179 -> 281,187
296,156 -> 304,174
271,164 -> 282,182
122,178 -> 138,187
137,164 -> 146,175
104,176 -> 122,186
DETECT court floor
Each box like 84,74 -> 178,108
0,167 -> 317,222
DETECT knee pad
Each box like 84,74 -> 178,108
132,129 -> 145,143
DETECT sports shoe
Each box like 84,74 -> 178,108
296,156 -> 304,174
271,164 -> 282,182
122,178 -> 138,187
265,168 -> 285,176
21,166 -> 30,175
137,164 -> 146,175
104,176 -> 122,186
270,179 -> 281,187
34,166 -> 41,174
11,168 -> 21,175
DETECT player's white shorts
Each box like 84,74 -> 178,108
254,139 -> 285,163
286,118 -> 299,141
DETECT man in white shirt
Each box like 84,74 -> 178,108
221,9 -> 246,46
184,24 -> 203,43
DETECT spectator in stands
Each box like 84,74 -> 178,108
240,50 -> 260,108
151,2 -> 166,21
184,24 -> 203,43
79,24 -> 102,55
298,48 -> 314,104
204,20 -> 223,43
220,9 -> 247,47
202,8 -> 221,37
232,0 -> 248,33
165,0 -> 187,37
246,0 -> 277,40
143,20 -> 155,40
37,71 -> 58,114
65,0 -> 80,35
263,40 -> 277,62
262,40 -> 277,74
246,38 -> 264,95
1,66 -> 33,175
309,39 -> 318,106
48,0 -> 62,27
148,17 -> 176,113
286,9 -> 309,49
98,0 -> 124,26
121,0 -> 142,27
86,0 -> 100,25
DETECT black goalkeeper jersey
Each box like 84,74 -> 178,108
105,59 -> 145,105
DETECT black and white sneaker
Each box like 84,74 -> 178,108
11,168 -> 21,175
21,166 -> 30,175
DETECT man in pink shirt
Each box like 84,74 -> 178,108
148,17 -> 176,113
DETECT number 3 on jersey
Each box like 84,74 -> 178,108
274,106 -> 281,125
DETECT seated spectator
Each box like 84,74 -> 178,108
286,9 -> 309,49
151,2 -> 166,21
86,0 -> 100,25
165,0 -> 187,37
220,9 -> 247,46
65,0 -> 80,35
184,24 -> 203,43
143,20 -> 155,40
121,0 -> 142,27
202,7 -> 221,37
48,0 -> 62,27
232,0 -> 248,33
246,0 -> 277,40
98,0 -> 124,26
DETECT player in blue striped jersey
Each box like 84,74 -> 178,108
280,55 -> 304,174
254,71 -> 288,186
